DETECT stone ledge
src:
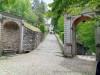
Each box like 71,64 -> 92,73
55,34 -> 64,54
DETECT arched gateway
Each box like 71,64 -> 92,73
64,11 -> 100,60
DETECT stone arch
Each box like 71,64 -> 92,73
64,11 -> 100,60
2,21 -> 21,53
71,15 -> 92,56
2,20 -> 22,29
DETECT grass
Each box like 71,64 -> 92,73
24,22 -> 41,32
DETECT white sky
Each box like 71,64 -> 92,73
43,0 -> 53,5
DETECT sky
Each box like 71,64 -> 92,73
43,0 -> 53,5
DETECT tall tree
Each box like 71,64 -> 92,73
41,0 -> 46,14
31,0 -> 40,11
0,0 -> 38,24
31,0 -> 47,26
48,0 -> 100,27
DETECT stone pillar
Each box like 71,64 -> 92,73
20,20 -> 24,53
0,14 -> 2,56
0,20 -> 1,40
20,25 -> 24,53
64,14 -> 72,57
95,11 -> 100,60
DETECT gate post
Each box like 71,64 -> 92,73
0,14 -> 2,56
95,11 -> 100,60
20,20 -> 24,53
64,14 -> 72,57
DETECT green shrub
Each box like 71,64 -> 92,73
60,32 -> 64,43
40,24 -> 47,33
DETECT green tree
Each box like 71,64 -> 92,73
41,0 -> 47,14
76,21 -> 96,53
31,0 -> 47,26
0,0 -> 17,10
40,24 -> 46,33
0,0 -> 38,24
24,7 -> 38,24
32,0 -> 40,11
57,15 -> 64,32
48,0 -> 100,30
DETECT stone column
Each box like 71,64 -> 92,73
0,20 -> 1,40
95,11 -> 100,60
20,20 -> 24,53
64,14 -> 72,57
0,14 -> 2,56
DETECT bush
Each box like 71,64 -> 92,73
40,24 -> 47,33
60,32 -> 64,43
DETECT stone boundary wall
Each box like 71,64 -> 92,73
55,34 -> 64,54
22,26 -> 42,52
41,32 -> 48,41
0,12 -> 48,55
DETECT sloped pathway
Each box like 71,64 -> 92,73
0,34 -> 97,75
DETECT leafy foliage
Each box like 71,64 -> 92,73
24,7 -> 38,24
60,32 -> 64,43
53,15 -> 64,34
48,0 -> 100,30
0,0 -> 36,23
40,24 -> 47,33
76,21 -> 96,53
0,0 -> 47,29
31,0 -> 47,26
57,15 -> 64,32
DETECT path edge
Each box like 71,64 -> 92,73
55,34 -> 64,54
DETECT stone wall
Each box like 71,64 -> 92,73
22,27 -> 42,52
0,12 -> 45,55
76,43 -> 91,55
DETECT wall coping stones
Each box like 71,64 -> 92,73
55,34 -> 64,54
0,11 -> 25,20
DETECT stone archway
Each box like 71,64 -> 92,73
64,11 -> 100,60
72,16 -> 91,56
3,21 -> 20,53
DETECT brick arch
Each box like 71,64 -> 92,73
73,16 -> 91,27
71,16 -> 92,56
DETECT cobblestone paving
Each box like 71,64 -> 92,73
0,34 -> 97,75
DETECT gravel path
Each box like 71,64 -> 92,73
0,34 -> 97,75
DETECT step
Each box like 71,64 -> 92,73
3,49 -> 16,53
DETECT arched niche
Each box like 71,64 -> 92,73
3,21 -> 20,53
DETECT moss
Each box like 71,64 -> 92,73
24,22 -> 41,32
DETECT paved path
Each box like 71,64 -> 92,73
0,34 -> 97,75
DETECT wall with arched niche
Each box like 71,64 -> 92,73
0,12 -> 24,55
3,21 -> 20,52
